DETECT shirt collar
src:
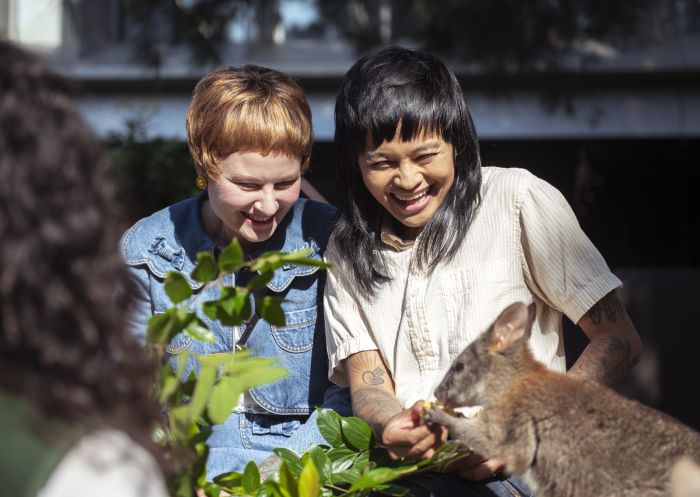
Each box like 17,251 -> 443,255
379,215 -> 415,252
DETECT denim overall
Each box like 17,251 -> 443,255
119,193 -> 351,478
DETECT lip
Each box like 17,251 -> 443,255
389,186 -> 433,214
242,212 -> 274,227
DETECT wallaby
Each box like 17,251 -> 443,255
422,302 -> 700,497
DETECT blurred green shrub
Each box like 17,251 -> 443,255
105,118 -> 197,224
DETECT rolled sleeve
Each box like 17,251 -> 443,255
323,242 -> 378,386
519,175 -> 622,323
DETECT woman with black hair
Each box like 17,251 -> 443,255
324,46 -> 641,496
0,41 -> 168,497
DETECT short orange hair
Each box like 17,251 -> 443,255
186,65 -> 312,179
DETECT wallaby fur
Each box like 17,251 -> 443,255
422,302 -> 700,497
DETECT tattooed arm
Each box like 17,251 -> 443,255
569,290 -> 642,387
345,350 -> 446,460
345,350 -> 402,437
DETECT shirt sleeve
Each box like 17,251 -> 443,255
518,174 -> 622,324
323,240 -> 379,386
38,430 -> 169,497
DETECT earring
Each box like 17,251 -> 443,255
195,175 -> 208,190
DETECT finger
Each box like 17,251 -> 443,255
384,423 -> 441,447
442,451 -> 487,473
459,459 -> 506,481
406,431 -> 444,459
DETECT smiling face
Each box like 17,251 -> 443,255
359,130 -> 455,240
201,151 -> 302,251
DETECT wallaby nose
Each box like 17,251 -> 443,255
434,383 -> 449,404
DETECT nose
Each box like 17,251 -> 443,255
253,190 -> 279,216
394,161 -> 422,191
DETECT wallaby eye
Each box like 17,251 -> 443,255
454,363 -> 464,372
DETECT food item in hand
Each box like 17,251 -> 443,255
421,400 -> 464,418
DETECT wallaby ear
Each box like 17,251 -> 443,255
489,302 -> 535,353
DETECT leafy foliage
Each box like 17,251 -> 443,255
106,118 -> 198,224
150,238 -> 466,496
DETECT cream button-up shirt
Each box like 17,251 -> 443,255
323,167 -> 621,408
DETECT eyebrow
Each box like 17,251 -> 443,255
365,141 -> 443,160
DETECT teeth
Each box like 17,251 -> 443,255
393,190 -> 429,202
245,213 -> 272,222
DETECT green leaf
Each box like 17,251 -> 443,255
263,480 -> 286,497
202,300 -> 218,320
242,461 -> 261,494
325,447 -> 356,473
217,288 -> 250,327
196,351 -> 236,369
278,462 -> 298,497
258,296 -> 285,327
207,376 -> 244,424
348,466 -> 416,492
221,364 -> 288,391
273,448 -> 305,477
158,374 -> 180,403
297,458 -> 320,497
164,271 -> 192,304
201,482 -> 228,497
306,446 -> 330,484
219,239 -> 244,273
316,409 -> 344,448
248,271 -> 274,290
146,311 -> 171,343
186,364 -> 217,423
184,319 -> 215,343
340,416 -> 373,451
329,467 -> 362,485
147,308 -> 196,345
191,251 -> 218,282
213,471 -> 243,488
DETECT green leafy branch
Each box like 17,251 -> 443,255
207,408 -> 469,497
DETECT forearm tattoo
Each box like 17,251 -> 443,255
569,334 -> 635,386
347,353 -> 402,437
569,291 -> 638,386
587,291 -> 625,325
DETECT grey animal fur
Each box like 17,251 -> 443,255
422,302 -> 700,497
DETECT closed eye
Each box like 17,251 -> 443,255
275,180 -> 297,190
415,153 -> 437,163
237,183 -> 260,191
368,160 -> 394,170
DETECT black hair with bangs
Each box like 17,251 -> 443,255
333,46 -> 482,295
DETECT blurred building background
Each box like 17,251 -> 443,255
3,0 -> 699,427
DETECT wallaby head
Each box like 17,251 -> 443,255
434,302 -> 536,408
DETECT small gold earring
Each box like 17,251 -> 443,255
195,175 -> 208,189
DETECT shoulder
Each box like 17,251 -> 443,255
40,429 -> 168,497
480,166 -> 565,210
287,198 -> 338,252
481,166 -> 536,197
119,194 -> 214,283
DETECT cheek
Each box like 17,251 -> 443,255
211,188 -> 249,211
361,171 -> 389,202
276,183 -> 301,208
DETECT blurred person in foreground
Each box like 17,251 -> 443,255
118,65 -> 350,479
0,41 -> 169,497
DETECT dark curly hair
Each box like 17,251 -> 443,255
0,41 -> 162,464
